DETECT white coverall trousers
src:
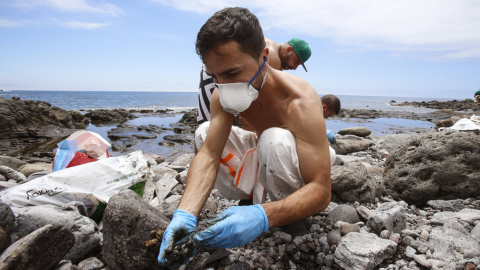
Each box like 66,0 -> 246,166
195,122 -> 336,204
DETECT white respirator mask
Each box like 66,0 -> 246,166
216,57 -> 268,115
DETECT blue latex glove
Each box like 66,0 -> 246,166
158,209 -> 197,269
326,129 -> 336,144
193,204 -> 269,249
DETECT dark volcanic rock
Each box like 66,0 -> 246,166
394,98 -> 480,112
0,224 -> 75,270
84,109 -> 137,124
102,189 -> 170,270
0,97 -> 89,156
384,130 -> 480,206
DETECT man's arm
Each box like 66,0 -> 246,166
262,88 -> 331,227
178,90 -> 234,216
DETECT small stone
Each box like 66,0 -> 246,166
405,246 -> 416,258
316,253 -> 325,265
380,230 -> 391,239
78,257 -> 104,270
278,245 -> 285,257
419,230 -> 429,241
267,247 -> 276,258
402,235 -> 414,246
389,233 -> 401,244
324,254 -> 335,267
413,254 -> 431,268
340,224 -> 360,236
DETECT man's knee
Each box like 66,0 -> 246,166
257,128 -> 296,158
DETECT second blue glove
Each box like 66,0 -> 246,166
193,204 -> 269,249
326,129 -> 336,144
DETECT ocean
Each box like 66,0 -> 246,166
1,90 -> 449,158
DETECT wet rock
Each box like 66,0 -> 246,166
11,203 -> 102,263
334,232 -> 397,269
108,124 -> 160,141
17,162 -> 52,177
0,224 -> 75,270
84,109 -> 137,124
396,99 -> 480,112
367,201 -> 407,234
326,205 -> 360,225
331,135 -> 375,155
338,127 -> 372,137
102,189 -> 170,270
384,130 -> 480,206
160,134 -> 194,145
331,162 -> 383,203
428,227 -> 480,262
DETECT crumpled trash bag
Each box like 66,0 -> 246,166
53,131 -> 111,172
439,118 -> 480,131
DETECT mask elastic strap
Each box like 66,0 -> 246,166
249,57 -> 268,85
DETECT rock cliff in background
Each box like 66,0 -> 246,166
384,130 -> 480,206
0,97 -> 89,156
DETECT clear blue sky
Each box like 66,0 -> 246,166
1,0 -> 479,99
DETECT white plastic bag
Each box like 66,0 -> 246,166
0,151 -> 154,220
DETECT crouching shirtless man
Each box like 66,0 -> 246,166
158,7 -> 333,269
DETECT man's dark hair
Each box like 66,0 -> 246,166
196,7 -> 266,61
321,94 -> 341,115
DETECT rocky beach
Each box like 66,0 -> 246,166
1,96 -> 480,270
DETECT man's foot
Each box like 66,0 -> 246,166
281,220 -> 308,237
237,198 -> 253,206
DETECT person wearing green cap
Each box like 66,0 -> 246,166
475,88 -> 480,103
197,37 -> 312,126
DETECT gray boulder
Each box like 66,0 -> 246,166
334,232 -> 397,270
0,156 -> 26,171
0,224 -> 75,270
11,202 -> 101,263
17,162 -> 52,177
384,130 -> 480,206
102,189 -> 170,270
0,203 -> 15,252
331,135 -> 375,155
338,127 -> 371,137
367,202 -> 407,234
331,162 -> 383,203
326,204 -> 360,226
430,209 -> 480,226
381,134 -> 413,153
426,199 -> 465,211
429,227 -> 480,262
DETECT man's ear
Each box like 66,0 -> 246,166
285,46 -> 294,55
263,47 -> 269,60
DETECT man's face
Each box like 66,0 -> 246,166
281,50 -> 302,70
203,40 -> 265,89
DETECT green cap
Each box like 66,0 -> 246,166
288,38 -> 311,72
